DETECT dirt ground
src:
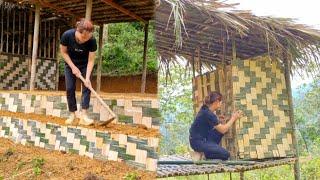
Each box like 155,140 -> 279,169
0,138 -> 156,180
0,110 -> 160,138
58,73 -> 158,94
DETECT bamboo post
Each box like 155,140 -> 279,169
240,171 -> 244,180
96,24 -> 104,93
18,10 -> 21,54
12,10 -> 15,53
85,0 -> 93,20
284,52 -> 300,180
141,22 -> 149,93
23,10 -> 26,55
6,9 -> 9,52
0,6 -> 3,52
198,47 -> 204,97
29,3 -> 40,91
55,26 -> 60,90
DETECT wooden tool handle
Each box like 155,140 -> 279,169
78,75 -> 116,118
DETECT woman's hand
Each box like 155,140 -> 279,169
231,110 -> 243,120
84,78 -> 92,88
71,66 -> 81,78
218,115 -> 226,124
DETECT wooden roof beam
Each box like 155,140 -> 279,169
38,0 -> 78,18
100,0 -> 147,24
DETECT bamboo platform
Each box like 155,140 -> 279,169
157,155 -> 296,178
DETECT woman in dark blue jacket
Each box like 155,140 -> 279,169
189,91 -> 242,160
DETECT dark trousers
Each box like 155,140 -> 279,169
190,130 -> 230,160
64,65 -> 91,112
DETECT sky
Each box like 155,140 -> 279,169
227,0 -> 320,89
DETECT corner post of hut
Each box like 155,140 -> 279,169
141,21 -> 149,93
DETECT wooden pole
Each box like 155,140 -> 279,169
55,26 -> 60,90
96,24 -> 104,93
240,171 -> 244,180
12,10 -> 15,53
29,3 -> 40,91
141,22 -> 149,93
0,6 -> 3,52
284,52 -> 301,180
85,0 -> 93,20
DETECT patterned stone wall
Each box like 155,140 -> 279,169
0,116 -> 158,171
0,92 -> 160,129
192,56 -> 294,159
0,53 -> 57,90
0,91 -> 160,171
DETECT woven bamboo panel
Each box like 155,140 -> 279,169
0,54 -> 57,90
233,56 -> 293,159
0,54 -> 29,90
0,92 -> 161,129
192,72 -> 217,114
191,56 -> 294,160
0,116 -> 158,171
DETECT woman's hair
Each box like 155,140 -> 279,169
76,18 -> 94,33
204,91 -> 222,106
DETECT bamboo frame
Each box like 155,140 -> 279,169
97,24 -> 104,93
141,22 -> 149,93
29,3 -> 40,91
284,52 -> 301,180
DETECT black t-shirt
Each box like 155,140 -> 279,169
60,29 -> 97,67
189,105 -> 220,140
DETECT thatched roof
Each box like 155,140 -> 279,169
3,0 -> 157,24
155,0 -> 320,75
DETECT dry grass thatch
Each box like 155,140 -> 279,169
155,0 -> 320,76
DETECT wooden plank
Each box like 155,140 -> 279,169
30,3 -> 41,91
141,22 -> 149,93
55,25 -> 60,90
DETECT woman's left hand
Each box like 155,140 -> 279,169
84,78 -> 92,88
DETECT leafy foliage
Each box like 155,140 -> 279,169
59,22 -> 158,76
159,64 -> 194,155
294,74 -> 320,155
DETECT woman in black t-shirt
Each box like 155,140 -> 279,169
60,19 -> 97,126
189,91 -> 243,160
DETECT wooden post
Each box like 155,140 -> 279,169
85,0 -> 93,20
12,10 -> 15,53
198,47 -> 205,98
229,172 -> 232,180
29,3 -> 40,91
141,22 -> 149,93
55,26 -> 60,90
0,6 -> 3,52
284,52 -> 301,180
240,171 -> 244,180
96,24 -> 104,93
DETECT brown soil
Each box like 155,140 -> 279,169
58,74 -> 158,94
0,110 -> 160,138
0,90 -> 158,100
0,138 -> 156,180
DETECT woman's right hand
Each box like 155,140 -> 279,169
231,110 -> 243,120
71,66 -> 81,78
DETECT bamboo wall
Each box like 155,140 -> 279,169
192,56 -> 294,160
0,5 -> 60,90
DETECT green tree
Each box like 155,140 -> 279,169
59,22 -> 158,76
294,74 -> 320,155
159,64 -> 194,155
